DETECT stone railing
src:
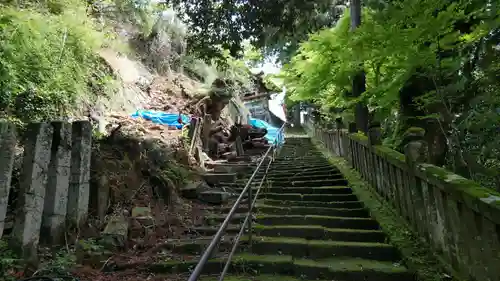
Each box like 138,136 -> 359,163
0,121 -> 92,257
305,120 -> 500,281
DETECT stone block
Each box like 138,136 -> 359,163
0,121 -> 16,239
202,172 -> 237,186
198,190 -> 230,205
101,214 -> 129,250
131,207 -> 154,227
41,121 -> 72,244
67,121 -> 92,228
11,122 -> 53,258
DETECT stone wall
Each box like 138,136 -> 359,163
0,120 -> 92,258
305,120 -> 500,281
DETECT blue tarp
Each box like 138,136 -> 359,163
250,118 -> 285,146
131,110 -> 190,129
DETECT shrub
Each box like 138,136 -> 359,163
0,4 -> 113,121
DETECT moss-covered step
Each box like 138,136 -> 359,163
272,158 -> 329,163
255,204 -> 369,217
188,224 -> 385,243
250,236 -> 400,261
272,159 -> 330,165
163,236 -> 399,261
267,163 -> 332,171
257,166 -> 340,176
199,274 -> 323,281
205,214 -> 380,230
254,224 -> 386,243
231,186 -> 353,196
261,199 -> 365,209
145,254 -> 413,281
266,178 -> 349,187
263,193 -> 357,202
237,173 -> 344,183
215,204 -> 366,217
270,163 -> 332,170
263,172 -> 343,181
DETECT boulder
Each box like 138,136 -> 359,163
101,214 -> 129,250
131,206 -> 154,227
198,190 -> 231,205
202,172 -> 237,186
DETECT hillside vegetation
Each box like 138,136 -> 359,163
0,0 -> 275,126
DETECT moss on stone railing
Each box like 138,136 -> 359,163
307,121 -> 500,281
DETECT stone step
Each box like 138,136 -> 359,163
232,186 -> 353,195
263,172 -> 343,181
140,254 -> 412,281
164,236 -> 399,262
214,204 -> 368,217
256,204 -> 369,217
262,164 -> 333,172
199,274 -> 327,281
224,179 -> 348,188
269,165 -> 333,172
274,156 -> 327,161
262,199 -> 365,209
263,193 -> 357,202
191,224 -> 386,243
240,172 -> 344,182
256,166 -> 341,176
205,214 -> 380,230
254,225 -> 386,243
272,158 -> 330,164
273,162 -> 333,167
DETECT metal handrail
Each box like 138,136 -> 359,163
187,123 -> 286,281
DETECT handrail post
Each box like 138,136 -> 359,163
247,177 -> 253,250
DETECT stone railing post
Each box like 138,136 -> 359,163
0,122 -> 17,239
11,123 -> 54,258
67,121 -> 92,228
347,122 -> 357,167
41,122 -> 72,244
368,122 -> 382,146
348,122 -> 357,133
335,117 -> 343,156
367,122 -> 382,189
403,128 -> 429,169
402,128 -> 428,234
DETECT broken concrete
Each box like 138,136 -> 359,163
198,190 -> 231,205
0,121 -> 16,238
41,121 -> 72,244
131,207 -> 154,227
101,214 -> 129,250
11,123 -> 54,257
202,172 -> 237,186
67,121 -> 92,228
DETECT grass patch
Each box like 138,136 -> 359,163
308,136 -> 463,281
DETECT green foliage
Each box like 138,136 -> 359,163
283,0 -> 500,190
164,0 -> 347,62
0,1 -> 114,122
39,249 -> 77,276
0,240 -> 22,281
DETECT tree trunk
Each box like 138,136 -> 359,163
350,0 -> 369,133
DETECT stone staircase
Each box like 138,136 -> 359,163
129,137 -> 416,280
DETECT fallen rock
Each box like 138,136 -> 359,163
202,172 -> 237,186
131,207 -> 154,227
198,190 -> 231,205
101,214 -> 129,250
181,180 -> 210,199
75,239 -> 113,269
